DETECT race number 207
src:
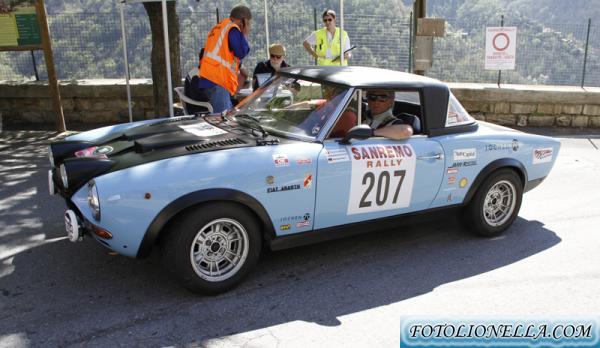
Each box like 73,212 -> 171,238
359,170 -> 406,208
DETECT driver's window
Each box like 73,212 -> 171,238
328,90 -> 359,139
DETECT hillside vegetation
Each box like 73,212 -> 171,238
1,0 -> 597,86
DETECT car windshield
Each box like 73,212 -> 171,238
226,76 -> 352,141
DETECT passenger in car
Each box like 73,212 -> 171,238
363,89 -> 420,140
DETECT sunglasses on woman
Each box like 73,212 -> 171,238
323,18 -> 334,22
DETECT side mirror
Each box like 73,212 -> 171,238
339,124 -> 373,145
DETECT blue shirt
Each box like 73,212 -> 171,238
196,27 -> 250,89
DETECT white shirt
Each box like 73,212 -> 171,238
367,108 -> 394,129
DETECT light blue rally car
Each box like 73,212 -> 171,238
48,66 -> 560,294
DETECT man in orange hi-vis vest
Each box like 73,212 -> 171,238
188,5 -> 252,113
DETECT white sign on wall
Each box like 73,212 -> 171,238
485,27 -> 517,70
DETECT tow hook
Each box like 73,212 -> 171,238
64,210 -> 83,242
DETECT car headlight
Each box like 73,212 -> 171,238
47,145 -> 55,167
87,181 -> 101,221
59,164 -> 68,188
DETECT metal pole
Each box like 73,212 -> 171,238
339,0 -> 344,66
119,1 -> 133,122
412,0 -> 426,75
313,8 -> 317,65
581,18 -> 591,88
216,8 -> 219,23
264,0 -> 270,59
497,15 -> 504,87
36,0 -> 65,131
30,50 -> 39,81
408,11 -> 413,73
161,0 -> 174,117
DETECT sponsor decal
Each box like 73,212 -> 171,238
179,122 -> 227,137
484,144 -> 510,151
447,168 -> 459,175
312,125 -> 321,135
450,161 -> 478,168
265,176 -> 275,185
349,144 -> 414,168
512,139 -> 519,151
273,154 -> 289,167
447,176 -> 456,185
325,148 -> 350,163
482,140 -> 520,152
267,184 -> 301,193
533,147 -> 553,164
94,146 -> 114,155
443,187 -> 457,192
280,215 -> 303,222
484,140 -> 520,152
453,148 -> 476,161
75,146 -> 108,159
459,177 -> 468,188
347,144 -> 416,215
296,157 -> 312,165
303,173 -> 313,188
296,220 -> 310,228
304,213 -> 310,221
280,224 -> 291,231
447,194 -> 453,202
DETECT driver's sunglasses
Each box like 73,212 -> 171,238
367,94 -> 391,102
270,54 -> 282,59
323,18 -> 334,22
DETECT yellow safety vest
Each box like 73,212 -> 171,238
314,28 -> 349,66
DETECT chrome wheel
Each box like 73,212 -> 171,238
189,218 -> 249,282
483,180 -> 517,227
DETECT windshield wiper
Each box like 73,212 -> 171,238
234,114 -> 268,138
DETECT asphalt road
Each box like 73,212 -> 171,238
0,128 -> 599,347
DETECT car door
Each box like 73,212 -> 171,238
313,136 -> 445,229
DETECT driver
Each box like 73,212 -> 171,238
363,89 -> 420,140
296,85 -> 354,136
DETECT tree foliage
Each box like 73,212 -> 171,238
1,0 -> 598,87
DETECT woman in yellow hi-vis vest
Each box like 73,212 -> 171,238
303,9 -> 351,66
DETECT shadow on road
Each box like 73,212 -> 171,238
0,131 -> 562,346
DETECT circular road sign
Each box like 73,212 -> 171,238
492,32 -> 510,51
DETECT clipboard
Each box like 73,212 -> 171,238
255,73 -> 271,87
331,45 -> 357,62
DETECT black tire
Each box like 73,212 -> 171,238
464,169 -> 523,237
162,202 -> 261,295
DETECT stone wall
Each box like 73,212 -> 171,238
0,79 -> 155,127
1,80 -> 600,128
450,83 -> 600,128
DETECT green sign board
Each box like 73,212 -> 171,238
0,1 -> 41,47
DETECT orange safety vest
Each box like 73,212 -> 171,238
199,18 -> 241,95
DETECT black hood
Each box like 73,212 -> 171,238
50,117 -> 291,195
85,117 -> 288,172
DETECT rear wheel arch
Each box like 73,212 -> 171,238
137,189 -> 275,258
463,158 -> 527,205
